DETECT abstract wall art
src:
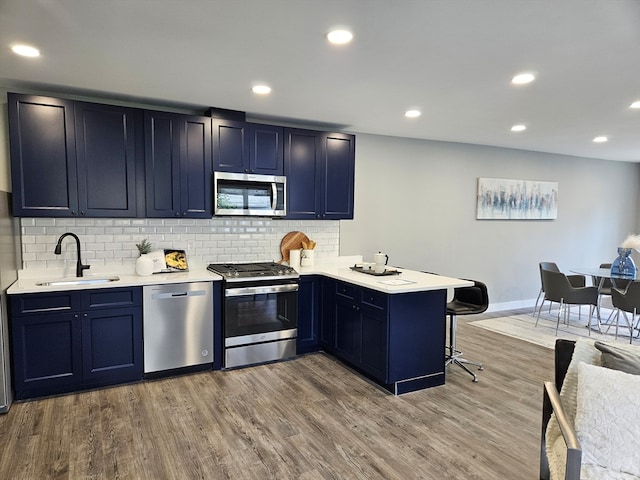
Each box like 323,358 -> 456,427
476,177 -> 558,220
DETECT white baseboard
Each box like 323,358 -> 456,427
487,299 -> 615,315
486,299 -> 535,313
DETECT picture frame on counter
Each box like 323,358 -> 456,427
476,177 -> 558,220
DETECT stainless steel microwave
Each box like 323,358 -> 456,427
214,171 -> 286,217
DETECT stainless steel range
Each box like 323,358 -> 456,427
207,262 -> 298,368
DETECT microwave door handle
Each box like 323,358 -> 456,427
271,182 -> 277,211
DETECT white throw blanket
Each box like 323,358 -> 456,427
545,338 -> 640,480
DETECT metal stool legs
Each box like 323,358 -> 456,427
445,313 -> 483,382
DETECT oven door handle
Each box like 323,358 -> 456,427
225,284 -> 299,297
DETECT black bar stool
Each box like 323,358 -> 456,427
446,279 -> 489,382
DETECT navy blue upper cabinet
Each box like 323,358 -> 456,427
145,111 -> 212,218
250,123 -> 284,175
181,115 -> 213,217
8,94 -> 139,217
320,132 -> 355,220
212,119 -> 247,172
8,94 -> 79,217
213,119 -> 284,175
75,102 -> 138,217
284,128 -> 321,219
284,128 -> 355,220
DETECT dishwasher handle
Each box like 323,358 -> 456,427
151,289 -> 207,300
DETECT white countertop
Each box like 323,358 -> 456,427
7,256 -> 471,295
297,262 -> 472,294
7,264 -> 223,295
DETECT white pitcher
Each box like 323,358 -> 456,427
374,252 -> 388,273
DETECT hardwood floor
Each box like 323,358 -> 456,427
0,309 -> 552,479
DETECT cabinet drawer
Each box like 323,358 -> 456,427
85,287 -> 142,310
361,289 -> 387,311
335,282 -> 356,300
11,292 -> 79,315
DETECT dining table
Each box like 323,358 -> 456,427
570,267 -> 636,291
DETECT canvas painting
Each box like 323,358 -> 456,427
476,178 -> 558,220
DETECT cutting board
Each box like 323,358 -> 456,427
279,231 -> 310,264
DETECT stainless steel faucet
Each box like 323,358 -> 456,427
55,232 -> 90,277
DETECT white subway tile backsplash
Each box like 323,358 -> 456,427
20,217 -> 340,270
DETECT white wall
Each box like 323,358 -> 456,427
340,133 -> 640,310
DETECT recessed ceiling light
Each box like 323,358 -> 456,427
11,44 -> 40,57
511,73 -> 535,85
404,110 -> 421,118
326,29 -> 353,45
593,136 -> 608,143
251,85 -> 271,95
630,100 -> 640,109
511,124 -> 527,132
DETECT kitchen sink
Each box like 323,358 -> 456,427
36,276 -> 120,286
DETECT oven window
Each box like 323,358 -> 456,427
225,291 -> 297,338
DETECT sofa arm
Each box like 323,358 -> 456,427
541,382 -> 582,480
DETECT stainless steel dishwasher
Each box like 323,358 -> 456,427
143,282 -> 213,373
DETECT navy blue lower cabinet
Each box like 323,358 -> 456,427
11,312 -> 83,399
333,295 -> 361,364
321,279 -> 446,394
359,306 -> 388,380
297,276 -> 322,354
10,287 -> 143,399
82,306 -> 143,387
319,278 -> 335,350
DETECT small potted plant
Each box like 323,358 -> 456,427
135,238 -> 154,276
136,238 -> 152,255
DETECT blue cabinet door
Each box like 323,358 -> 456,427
250,124 -> 284,175
82,306 -> 143,386
145,112 -> 212,217
8,94 -> 78,217
284,128 -> 322,219
333,295 -> 361,364
297,276 -> 321,354
319,278 -> 335,349
75,101 -> 138,217
144,110 -> 181,217
12,312 -> 83,399
320,132 -> 355,219
179,115 -> 212,217
360,306 -> 388,380
213,119 -> 248,172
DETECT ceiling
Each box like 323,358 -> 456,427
1,0 -> 639,162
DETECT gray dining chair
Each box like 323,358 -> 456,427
610,282 -> 640,343
534,262 -> 586,317
535,269 -> 601,335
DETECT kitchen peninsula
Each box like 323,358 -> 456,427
296,259 -> 472,394
7,258 -> 470,398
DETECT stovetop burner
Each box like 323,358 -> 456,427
207,261 -> 298,281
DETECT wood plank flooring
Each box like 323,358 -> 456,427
0,309 -> 552,479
